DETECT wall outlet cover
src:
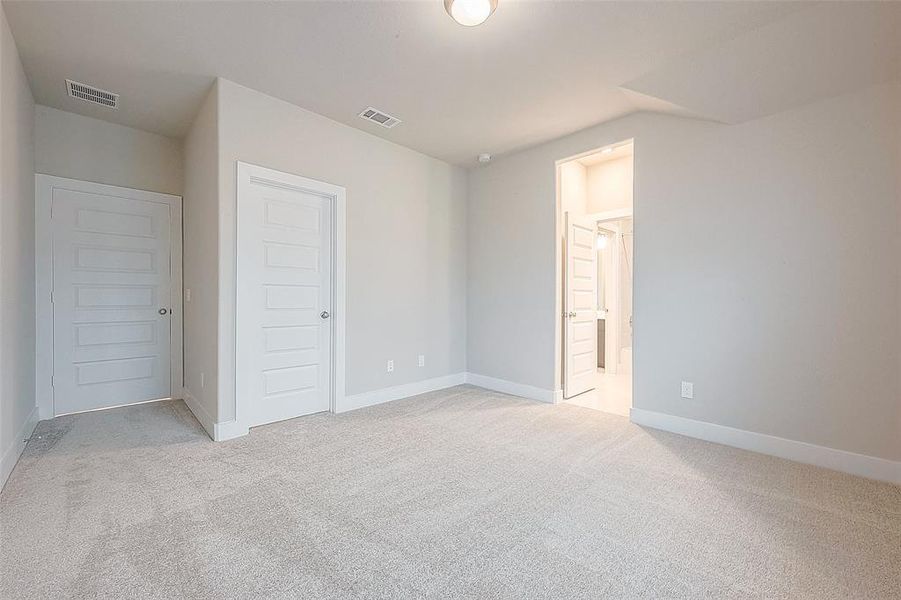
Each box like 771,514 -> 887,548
418,355 -> 425,367
387,360 -> 394,373
681,381 -> 693,399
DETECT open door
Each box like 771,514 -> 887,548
564,212 -> 598,398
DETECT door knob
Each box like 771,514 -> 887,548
158,308 -> 169,315
320,310 -> 330,319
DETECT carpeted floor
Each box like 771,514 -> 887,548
1,385 -> 899,599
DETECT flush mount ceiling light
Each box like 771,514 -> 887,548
444,0 -> 498,27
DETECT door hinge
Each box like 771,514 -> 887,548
51,375 -> 55,387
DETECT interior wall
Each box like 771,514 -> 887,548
0,5 -> 36,488
559,160 -> 587,216
182,81 -> 220,422
215,79 -> 467,422
34,105 -> 183,195
587,155 -> 633,213
468,84 -> 901,462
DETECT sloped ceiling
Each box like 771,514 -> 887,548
622,3 -> 901,125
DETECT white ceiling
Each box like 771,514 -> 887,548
3,1 -> 899,166
623,3 -> 901,124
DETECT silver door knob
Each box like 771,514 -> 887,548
320,310 -> 330,319
159,308 -> 168,315
569,311 -> 577,318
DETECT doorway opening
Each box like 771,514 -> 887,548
557,140 -> 633,416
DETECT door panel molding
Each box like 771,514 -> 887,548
563,212 -> 599,399
36,174 -> 183,419
235,162 -> 346,432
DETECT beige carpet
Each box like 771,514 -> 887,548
1,385 -> 899,599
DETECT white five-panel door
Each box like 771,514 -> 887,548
564,212 -> 599,399
237,164 -> 337,428
49,184 -> 177,415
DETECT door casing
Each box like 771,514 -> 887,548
35,174 -> 183,419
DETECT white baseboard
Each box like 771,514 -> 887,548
464,372 -> 559,404
1,405 -> 39,491
339,373 -> 466,413
630,408 -> 901,485
182,389 -> 249,442
182,388 -> 215,439
214,420 -> 249,441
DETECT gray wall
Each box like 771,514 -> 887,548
0,5 -> 36,487
34,105 -> 183,195
468,84 -> 901,461
182,82 -> 220,421
215,79 -> 467,421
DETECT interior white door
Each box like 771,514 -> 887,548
237,166 -> 333,428
564,212 -> 598,399
51,188 -> 172,415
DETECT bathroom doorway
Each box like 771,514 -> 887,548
557,140 -> 634,416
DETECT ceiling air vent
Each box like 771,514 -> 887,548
359,107 -> 401,129
66,79 -> 119,109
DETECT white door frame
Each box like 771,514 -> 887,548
35,174 -> 184,419
235,162 -> 346,432
554,139 -> 634,400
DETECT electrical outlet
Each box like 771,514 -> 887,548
681,381 -> 693,399
418,355 -> 425,367
387,360 -> 394,373
185,288 -> 192,302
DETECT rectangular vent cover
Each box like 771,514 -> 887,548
66,79 -> 119,109
359,107 -> 401,129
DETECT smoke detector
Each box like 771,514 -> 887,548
359,107 -> 401,129
66,79 -> 119,109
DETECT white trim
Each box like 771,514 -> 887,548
214,420 -> 249,442
182,389 -> 214,439
338,373 -> 466,414
1,405 -> 39,491
630,408 -> 901,485
34,175 -> 184,419
464,372 -> 560,404
183,389 -> 249,442
333,182 -> 347,413
555,140 -> 635,167
234,162 -> 346,430
554,139 -> 634,394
